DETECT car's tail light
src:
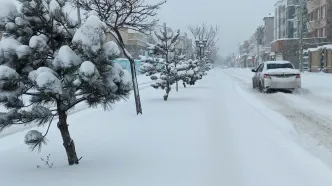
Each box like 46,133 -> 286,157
296,74 -> 300,78
264,74 -> 271,79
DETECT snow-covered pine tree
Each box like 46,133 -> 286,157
148,24 -> 180,101
171,49 -> 186,91
0,0 -> 131,165
78,0 -> 167,115
201,56 -> 212,72
175,59 -> 190,88
178,59 -> 202,87
140,56 -> 160,76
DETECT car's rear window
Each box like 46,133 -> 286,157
267,63 -> 293,69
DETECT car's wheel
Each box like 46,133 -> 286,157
258,82 -> 263,92
262,88 -> 270,94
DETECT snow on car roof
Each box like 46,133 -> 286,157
264,61 -> 291,64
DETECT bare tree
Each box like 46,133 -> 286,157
77,0 -> 166,115
188,23 -> 220,62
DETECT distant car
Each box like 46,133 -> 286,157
251,61 -> 301,93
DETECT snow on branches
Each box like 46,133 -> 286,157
0,1 -> 131,165
179,59 -> 203,86
139,55 -> 164,76
146,25 -> 181,101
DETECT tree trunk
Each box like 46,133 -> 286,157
175,61 -> 178,92
163,93 -> 168,101
164,84 -> 170,101
112,28 -> 143,115
176,80 -> 178,91
183,82 -> 186,88
128,58 -> 143,114
57,108 -> 79,165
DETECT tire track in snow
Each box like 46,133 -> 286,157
222,68 -> 332,168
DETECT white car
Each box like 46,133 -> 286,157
252,61 -> 301,93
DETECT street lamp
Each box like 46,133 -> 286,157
195,36 -> 207,60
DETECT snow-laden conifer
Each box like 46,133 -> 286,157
0,0 -> 131,165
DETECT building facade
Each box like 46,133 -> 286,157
106,28 -> 148,59
307,0 -> 330,39
274,0 -> 300,40
263,13 -> 275,47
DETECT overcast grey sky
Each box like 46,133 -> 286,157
150,0 -> 277,56
4,0 -> 278,56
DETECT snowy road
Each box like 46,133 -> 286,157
1,68 -> 332,186
203,69 -> 332,185
222,68 -> 332,167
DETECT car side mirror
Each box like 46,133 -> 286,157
251,69 -> 256,72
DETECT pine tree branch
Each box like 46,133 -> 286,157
43,115 -> 54,137
64,97 -> 87,111
24,92 -> 41,96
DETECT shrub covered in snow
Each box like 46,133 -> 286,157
139,55 -> 164,76
178,59 -> 203,86
0,1 -> 131,166
147,26 -> 181,101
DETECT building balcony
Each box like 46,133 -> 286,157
307,20 -> 321,33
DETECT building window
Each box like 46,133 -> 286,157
314,9 -> 319,20
320,28 -> 323,37
322,27 -> 326,37
321,6 -> 326,19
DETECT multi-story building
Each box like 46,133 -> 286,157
126,29 -> 148,58
261,13 -> 275,61
106,28 -> 148,59
274,0 -> 300,40
263,13 -> 275,47
307,0 -> 330,39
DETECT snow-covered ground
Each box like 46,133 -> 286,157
1,68 -> 332,185
223,67 -> 332,168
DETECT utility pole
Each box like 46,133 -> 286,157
256,40 -> 259,66
299,5 -> 304,72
